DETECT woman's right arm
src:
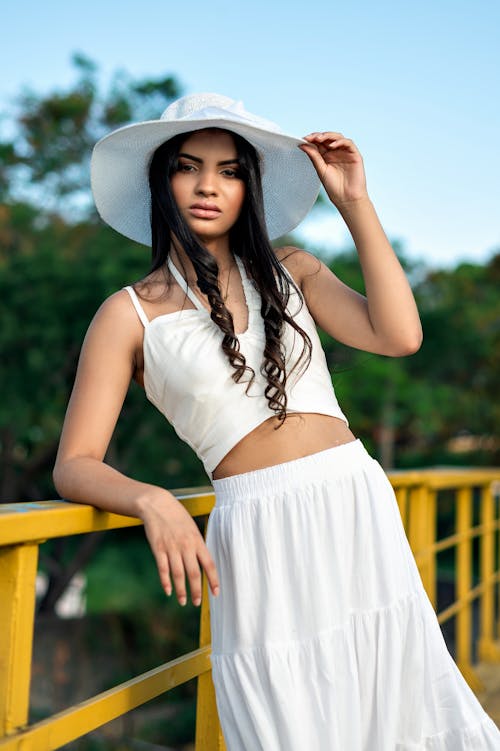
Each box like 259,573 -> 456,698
53,290 -> 220,607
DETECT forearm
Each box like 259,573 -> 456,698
54,454 -> 220,606
53,456 -> 172,520
338,196 -> 423,354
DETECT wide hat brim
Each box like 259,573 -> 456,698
90,104 -> 321,244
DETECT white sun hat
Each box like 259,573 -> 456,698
90,92 -> 320,244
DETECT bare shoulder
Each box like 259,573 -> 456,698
274,246 -> 322,290
85,288 -> 144,354
94,287 -> 140,326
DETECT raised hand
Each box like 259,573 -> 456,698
299,132 -> 368,208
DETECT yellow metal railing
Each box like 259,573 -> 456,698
0,468 -> 499,749
392,468 -> 500,691
0,489 -> 225,751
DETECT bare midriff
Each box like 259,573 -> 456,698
211,413 -> 357,480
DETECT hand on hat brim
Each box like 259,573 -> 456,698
298,132 -> 368,208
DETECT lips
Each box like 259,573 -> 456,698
188,203 -> 222,219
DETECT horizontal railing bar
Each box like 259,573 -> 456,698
0,489 -> 216,546
411,519 -> 500,561
436,571 -> 500,625
388,468 -> 499,488
0,646 -> 212,751
425,472 -> 500,489
2,472 -> 498,548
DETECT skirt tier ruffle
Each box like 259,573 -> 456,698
206,440 -> 500,750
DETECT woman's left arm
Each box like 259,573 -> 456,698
296,132 -> 423,357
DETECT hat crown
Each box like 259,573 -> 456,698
161,93 -> 236,120
160,92 -> 284,134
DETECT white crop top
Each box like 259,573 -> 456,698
124,255 -> 348,477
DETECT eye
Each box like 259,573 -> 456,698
177,161 -> 196,173
221,167 -> 240,178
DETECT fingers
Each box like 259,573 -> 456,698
298,141 -> 328,179
180,547 -> 220,607
169,548 -> 188,605
197,545 -> 220,599
301,133 -> 357,153
156,550 -> 172,596
298,133 -> 360,184
172,545 -> 220,607
303,131 -> 345,142
154,536 -> 220,607
143,494 -> 220,608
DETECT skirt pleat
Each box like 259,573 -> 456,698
206,439 -> 500,750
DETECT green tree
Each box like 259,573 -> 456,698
317,246 -> 500,467
0,52 -> 179,214
406,253 -> 500,464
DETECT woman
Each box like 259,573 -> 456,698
53,93 -> 500,749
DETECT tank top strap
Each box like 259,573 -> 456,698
278,260 -> 305,303
166,256 -> 206,311
235,255 -> 261,311
123,285 -> 149,328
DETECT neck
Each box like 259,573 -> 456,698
201,235 -> 234,268
171,236 -> 235,273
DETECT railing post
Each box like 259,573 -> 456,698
478,482 -> 500,662
394,486 -> 409,533
0,543 -> 39,737
195,517 -> 226,751
456,487 -> 483,691
426,489 -> 437,609
409,485 -> 432,594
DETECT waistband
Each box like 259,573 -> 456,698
211,438 -> 376,507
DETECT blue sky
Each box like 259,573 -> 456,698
1,0 -> 499,268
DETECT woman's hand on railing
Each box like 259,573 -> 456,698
138,489 -> 220,607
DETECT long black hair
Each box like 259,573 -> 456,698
146,127 -> 312,422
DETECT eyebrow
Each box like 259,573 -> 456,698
178,152 -> 240,166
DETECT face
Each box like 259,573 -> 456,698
170,129 -> 246,245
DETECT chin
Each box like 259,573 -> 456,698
191,225 -> 231,244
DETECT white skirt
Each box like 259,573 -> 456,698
206,439 -> 500,750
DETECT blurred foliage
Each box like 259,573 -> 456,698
315,246 -> 500,468
0,51 -> 179,214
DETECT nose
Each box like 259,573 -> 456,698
195,168 -> 218,196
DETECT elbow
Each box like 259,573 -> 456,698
380,327 -> 423,357
53,457 -> 74,499
407,327 -> 424,354
391,329 -> 423,357
52,460 -> 65,498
